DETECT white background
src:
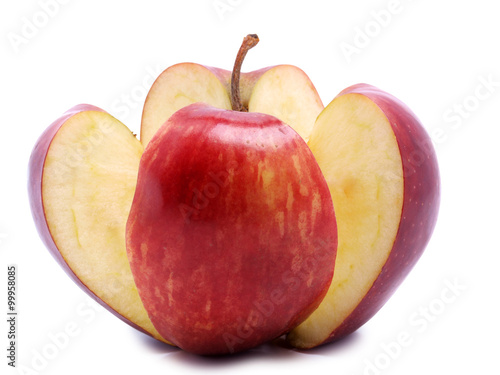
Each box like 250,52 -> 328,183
1,0 -> 499,374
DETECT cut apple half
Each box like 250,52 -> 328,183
288,84 -> 440,348
140,63 -> 323,147
28,105 -> 170,344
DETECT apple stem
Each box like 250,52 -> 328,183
231,34 -> 259,112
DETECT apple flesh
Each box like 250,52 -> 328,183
287,84 -> 440,348
28,105 -> 168,344
126,103 -> 338,355
140,63 -> 324,146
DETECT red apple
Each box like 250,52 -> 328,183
28,34 -> 440,354
126,99 -> 338,355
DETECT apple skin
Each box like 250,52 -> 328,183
127,103 -> 338,355
317,84 -> 440,345
28,104 -> 150,337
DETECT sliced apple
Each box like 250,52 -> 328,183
140,63 -> 323,146
28,105 -> 170,344
140,63 -> 232,146
287,84 -> 440,348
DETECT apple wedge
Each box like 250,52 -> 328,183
140,63 -> 323,146
140,63 -> 232,146
28,105 -> 169,344
287,84 -> 440,348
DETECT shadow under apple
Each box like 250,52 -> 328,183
132,326 -> 364,368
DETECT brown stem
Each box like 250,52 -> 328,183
231,34 -> 259,111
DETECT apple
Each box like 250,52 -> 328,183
287,84 -> 440,348
138,35 -> 440,350
28,33 -> 439,354
28,105 -> 170,344
126,35 -> 338,356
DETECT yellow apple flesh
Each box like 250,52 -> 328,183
28,105 -> 170,344
288,84 -> 440,348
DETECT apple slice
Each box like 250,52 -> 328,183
247,64 -> 324,142
287,84 -> 440,348
140,63 -> 323,146
140,63 -> 232,146
28,105 -> 169,344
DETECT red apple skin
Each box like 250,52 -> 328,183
28,104 -> 150,337
126,103 -> 338,355
319,84 -> 440,345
